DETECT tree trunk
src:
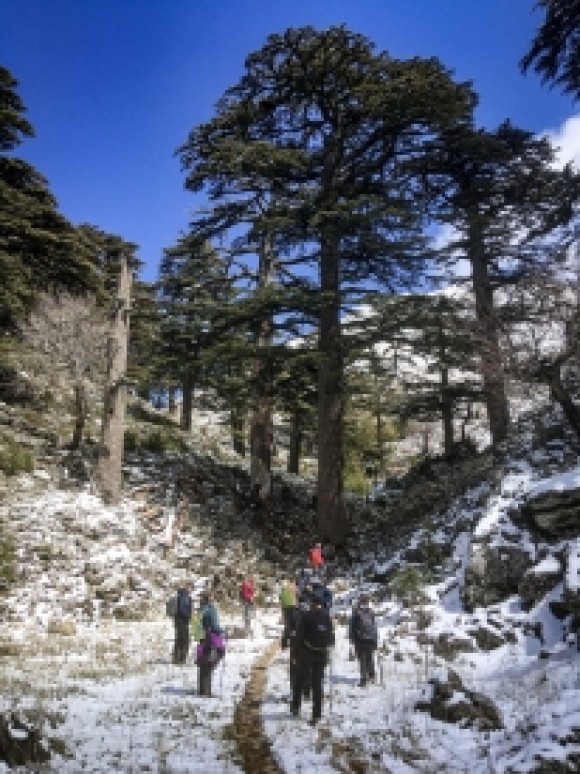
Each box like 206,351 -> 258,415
181,367 -> 194,432
168,387 -> 177,415
231,410 -> 246,457
317,227 -> 348,544
441,366 -> 454,457
469,217 -> 510,445
543,356 -> 580,435
250,233 -> 275,501
287,410 -> 302,475
422,427 -> 429,455
96,256 -> 132,504
71,380 -> 88,451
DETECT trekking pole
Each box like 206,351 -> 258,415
328,652 -> 333,718
219,635 -> 227,698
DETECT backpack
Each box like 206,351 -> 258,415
355,607 -> 377,641
165,595 -> 177,617
304,608 -> 333,650
177,590 -> 192,619
195,631 -> 226,667
191,613 -> 204,641
312,583 -> 332,609
240,580 -> 254,603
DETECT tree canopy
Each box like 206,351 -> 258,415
521,0 -> 580,99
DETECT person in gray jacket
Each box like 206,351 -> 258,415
348,594 -> 378,687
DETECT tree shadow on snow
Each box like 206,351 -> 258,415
262,710 -> 295,721
262,692 -> 290,705
329,674 -> 358,685
161,685 -> 197,696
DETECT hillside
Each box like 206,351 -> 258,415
0,395 -> 580,772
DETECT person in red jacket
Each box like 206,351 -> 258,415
239,575 -> 255,634
308,542 -> 325,571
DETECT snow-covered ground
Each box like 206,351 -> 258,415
0,612 -> 280,773
264,462 -> 580,773
1,458 -> 580,771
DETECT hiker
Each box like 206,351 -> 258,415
172,583 -> 193,665
280,578 -> 298,646
291,587 -> 334,726
200,590 -> 222,634
239,574 -> 255,633
296,568 -> 310,598
195,591 -> 225,697
281,603 -> 303,697
295,577 -> 314,699
349,594 -> 378,687
308,541 -> 325,572
310,576 -> 333,610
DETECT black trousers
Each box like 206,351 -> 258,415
356,640 -> 376,684
173,617 -> 190,664
198,662 -> 213,696
291,648 -> 327,721
281,607 -> 294,647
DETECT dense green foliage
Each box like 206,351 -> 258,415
0,67 -> 140,336
521,0 -> 580,99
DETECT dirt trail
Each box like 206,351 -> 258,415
233,639 -> 283,774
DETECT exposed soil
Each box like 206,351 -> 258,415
233,640 -> 283,774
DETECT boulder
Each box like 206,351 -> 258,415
466,626 -> 505,651
518,558 -> 562,612
0,713 -> 51,768
464,543 -> 532,611
514,487 -> 580,538
432,632 -> 475,661
415,668 -> 503,731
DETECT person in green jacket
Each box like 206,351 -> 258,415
280,578 -> 297,647
196,591 -> 223,697
199,591 -> 222,634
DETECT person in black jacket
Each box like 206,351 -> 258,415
172,583 -> 193,664
291,589 -> 334,725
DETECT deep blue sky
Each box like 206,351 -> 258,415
2,0 -> 577,281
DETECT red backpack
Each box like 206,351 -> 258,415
240,579 -> 254,602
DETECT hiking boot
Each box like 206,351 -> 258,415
359,679 -> 367,687
309,717 -> 320,727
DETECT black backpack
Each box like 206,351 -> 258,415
355,607 -> 377,641
304,607 -> 333,650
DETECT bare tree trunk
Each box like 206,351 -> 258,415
317,227 -> 348,544
96,256 -> 132,504
422,427 -> 429,455
288,410 -> 302,475
250,233 -> 275,501
181,366 -> 195,432
469,217 -> 510,444
231,410 -> 246,456
539,355 -> 580,435
441,366 -> 454,457
71,380 -> 88,450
